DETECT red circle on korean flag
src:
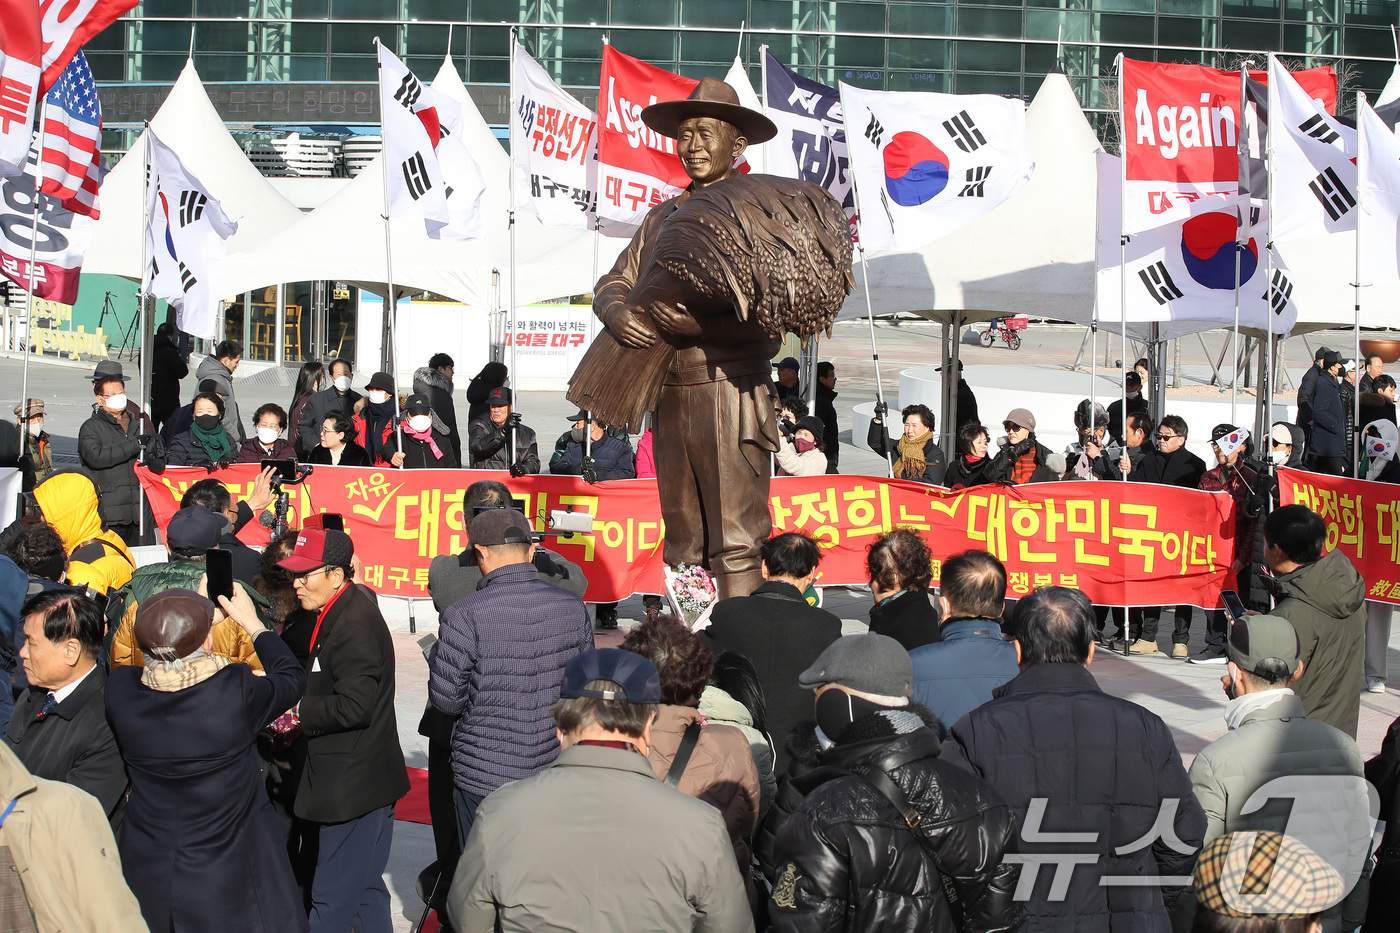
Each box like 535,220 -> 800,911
882,131 -> 949,206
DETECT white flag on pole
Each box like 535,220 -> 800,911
510,42 -> 598,229
1359,98 -> 1400,285
143,131 -> 238,339
723,56 -> 767,174
840,83 -> 1031,251
1269,55 -> 1358,243
1096,152 -> 1296,334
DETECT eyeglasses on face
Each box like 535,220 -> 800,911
291,567 -> 335,584
1155,432 -> 1178,441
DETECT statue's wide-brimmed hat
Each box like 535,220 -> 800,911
641,77 -> 777,144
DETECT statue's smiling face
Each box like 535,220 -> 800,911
677,116 -> 745,188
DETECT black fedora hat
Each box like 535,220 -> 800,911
641,77 -> 777,145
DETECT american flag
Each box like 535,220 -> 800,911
40,51 -> 104,218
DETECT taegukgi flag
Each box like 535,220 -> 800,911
143,130 -> 239,339
377,43 -> 451,237
840,83 -> 1031,251
1096,152 -> 1297,336
762,49 -> 854,229
1268,54 -> 1358,243
510,40 -> 598,229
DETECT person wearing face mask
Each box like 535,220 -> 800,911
358,372 -> 399,466
775,415 -> 827,476
296,358 -> 361,453
1192,426 -> 1259,663
761,633 -> 1018,931
1361,420 -> 1400,697
78,362 -> 154,545
161,393 -> 236,470
414,353 -> 462,466
387,394 -> 458,469
1108,371 -> 1149,445
194,339 -> 245,443
468,387 -> 540,475
14,399 -> 52,491
551,411 -> 636,481
238,403 -> 296,462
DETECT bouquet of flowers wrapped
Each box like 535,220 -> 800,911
664,563 -> 718,632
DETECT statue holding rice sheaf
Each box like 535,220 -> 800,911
566,78 -> 855,600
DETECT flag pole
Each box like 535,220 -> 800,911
136,124 -> 153,542
1116,56 -> 1129,483
508,29 -> 521,397
1265,55 -> 1278,467
374,38 -> 402,456
1230,65 -> 1246,424
1354,90 -> 1366,476
838,85 -> 894,477
19,96 -> 48,424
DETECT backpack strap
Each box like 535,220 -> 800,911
664,722 -> 703,787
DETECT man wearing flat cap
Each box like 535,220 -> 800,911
1181,614 -> 1368,931
448,647 -> 753,932
430,508 -> 593,854
276,527 -> 409,933
584,78 -> 784,600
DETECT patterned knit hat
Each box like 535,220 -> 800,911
1194,832 -> 1344,918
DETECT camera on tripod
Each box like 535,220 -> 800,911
261,459 -> 314,533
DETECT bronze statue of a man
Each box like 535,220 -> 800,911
569,78 -> 853,600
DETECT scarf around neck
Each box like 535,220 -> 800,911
404,421 -> 443,459
141,651 -> 230,692
896,429 -> 932,479
192,419 -> 232,463
365,398 -> 396,460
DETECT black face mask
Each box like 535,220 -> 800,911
194,414 -> 222,432
815,688 -> 885,743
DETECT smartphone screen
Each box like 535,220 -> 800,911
261,458 -> 297,480
205,548 -> 235,602
1221,590 -> 1247,621
321,513 -> 344,532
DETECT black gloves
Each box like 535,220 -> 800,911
506,412 -> 523,427
509,463 -> 526,477
1010,437 -> 1035,457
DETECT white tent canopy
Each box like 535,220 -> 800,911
222,56 -> 625,307
84,60 -> 304,280
837,70 -> 1102,329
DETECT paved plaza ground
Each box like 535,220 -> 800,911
6,318 -> 1397,929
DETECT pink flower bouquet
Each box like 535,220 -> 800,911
664,564 -> 718,631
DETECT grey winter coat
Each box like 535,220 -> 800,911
428,562 -> 593,796
414,366 -> 461,465
194,356 -> 244,442
1266,549 -> 1368,739
77,405 -> 153,529
449,743 -> 754,933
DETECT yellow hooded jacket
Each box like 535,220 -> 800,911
33,472 -> 136,595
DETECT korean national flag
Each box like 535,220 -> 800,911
378,43 -> 452,237
840,84 -> 1031,251
1269,55 -> 1358,243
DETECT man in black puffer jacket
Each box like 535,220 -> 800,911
766,633 -> 1020,933
941,586 -> 1206,933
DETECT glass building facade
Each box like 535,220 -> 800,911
90,1 -> 1399,135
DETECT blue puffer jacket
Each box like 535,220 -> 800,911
909,617 -> 1019,739
427,562 -> 594,796
550,432 -> 635,480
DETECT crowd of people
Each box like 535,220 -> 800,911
0,339 -> 1392,933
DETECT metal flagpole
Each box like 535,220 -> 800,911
136,124 -> 153,541
1354,90 -> 1366,476
508,30 -> 523,395
374,38 -> 402,455
19,97 -> 48,424
1230,66 -> 1246,424
838,83 -> 893,475
1116,55 -> 1131,655
1265,54 -> 1278,469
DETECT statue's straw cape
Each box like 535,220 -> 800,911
567,173 -> 856,432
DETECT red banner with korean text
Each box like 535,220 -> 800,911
1119,58 -> 1336,232
136,465 -> 1236,606
1279,468 -> 1400,605
595,46 -> 696,226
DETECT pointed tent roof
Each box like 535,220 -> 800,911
836,70 -> 1102,327
1380,63 -> 1400,107
222,56 -> 623,305
83,59 -> 303,279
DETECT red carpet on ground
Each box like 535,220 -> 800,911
398,767 -> 432,825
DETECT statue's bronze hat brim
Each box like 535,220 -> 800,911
641,77 -> 778,145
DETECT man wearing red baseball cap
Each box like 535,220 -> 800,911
277,528 -> 409,933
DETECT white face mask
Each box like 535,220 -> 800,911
368,390 -> 389,404
333,375 -> 352,391
104,393 -> 127,411
1270,448 -> 1289,465
256,426 -> 281,445
1126,391 -> 1140,399
408,414 -> 433,433
26,422 -> 42,437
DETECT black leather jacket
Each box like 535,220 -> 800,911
767,721 -> 1020,933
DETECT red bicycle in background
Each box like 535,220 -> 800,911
979,316 -> 1028,350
